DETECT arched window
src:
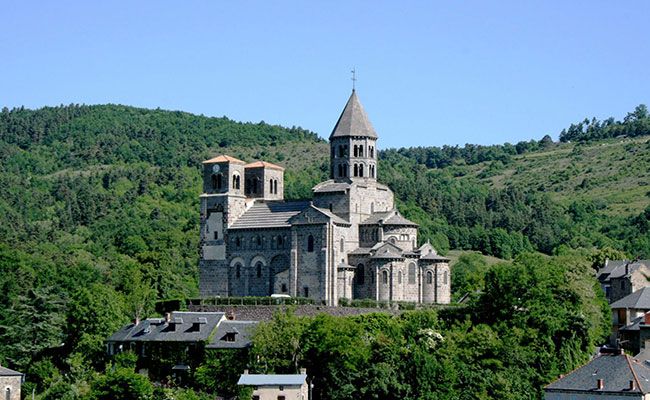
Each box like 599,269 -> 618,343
270,178 -> 274,193
342,164 -> 347,177
371,202 -> 374,213
359,146 -> 363,157
353,164 -> 358,177
353,145 -> 358,157
340,238 -> 345,252
338,164 -> 343,177
359,164 -> 364,177
382,270 -> 388,284
256,262 -> 262,278
426,271 -> 433,284
277,235 -> 283,247
370,146 -> 374,158
274,179 -> 278,194
6,387 -> 11,400
398,271 -> 402,284
356,264 -> 365,285
408,263 -> 416,284
307,235 -> 314,252
443,270 -> 448,285
212,174 -> 223,190
235,264 -> 241,279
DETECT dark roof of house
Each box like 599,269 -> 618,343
361,210 -> 418,227
611,287 -> 650,310
238,373 -> 307,386
598,260 -> 650,283
371,242 -> 404,260
545,353 -> 650,394
229,201 -> 311,229
206,320 -> 258,349
106,312 -> 224,343
330,90 -> 377,139
421,253 -> 450,262
0,366 -> 23,377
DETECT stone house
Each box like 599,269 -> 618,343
198,90 -> 451,306
611,287 -> 650,354
598,259 -> 650,303
544,350 -> 650,399
106,311 -> 257,379
0,366 -> 22,400
238,369 -> 309,400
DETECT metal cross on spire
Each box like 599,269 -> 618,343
351,68 -> 356,91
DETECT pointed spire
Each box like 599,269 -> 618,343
329,91 -> 377,140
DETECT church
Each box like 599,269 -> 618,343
198,91 -> 450,306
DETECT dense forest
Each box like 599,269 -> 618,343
0,103 -> 648,399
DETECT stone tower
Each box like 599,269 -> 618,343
199,155 -> 247,295
329,90 -> 378,182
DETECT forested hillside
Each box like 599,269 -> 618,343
0,103 -> 648,399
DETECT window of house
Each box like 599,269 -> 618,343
408,263 -> 416,284
233,174 -> 241,189
382,270 -> 388,284
359,146 -> 363,157
6,388 -> 11,400
270,178 -> 274,193
356,264 -> 365,285
398,271 -> 402,284
307,235 -> 314,252
303,287 -> 309,297
353,164 -> 358,177
443,270 -> 448,285
256,262 -> 262,278
353,145 -> 358,157
274,179 -> 278,194
370,146 -> 374,158
359,164 -> 364,177
281,283 -> 288,293
426,271 -> 433,284
214,231 -> 219,240
236,264 -> 241,279
340,237 -> 345,252
212,174 -> 223,190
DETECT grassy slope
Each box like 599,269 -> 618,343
458,136 -> 650,216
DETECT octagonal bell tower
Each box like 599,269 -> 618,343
330,90 -> 378,182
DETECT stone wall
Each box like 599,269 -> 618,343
0,375 -> 22,400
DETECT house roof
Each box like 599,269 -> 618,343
244,161 -> 285,171
206,320 -> 258,349
311,206 -> 350,225
330,90 -> 377,139
361,210 -> 418,227
238,373 -> 307,386
229,201 -> 311,229
106,312 -> 225,343
611,287 -> 650,310
545,353 -> 650,394
371,242 -> 404,260
0,366 -> 23,377
421,253 -> 450,262
202,155 -> 246,165
598,260 -> 650,283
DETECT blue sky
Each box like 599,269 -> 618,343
1,1 -> 648,149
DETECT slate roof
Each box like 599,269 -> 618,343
611,287 -> 650,310
238,373 -> 307,386
312,180 -> 351,193
106,312 -> 225,343
229,201 -> 311,229
0,366 -> 23,377
371,242 -> 404,260
620,314 -> 646,332
330,90 -> 377,139
421,253 -> 450,262
312,206 -> 350,225
545,353 -> 650,394
361,210 -> 418,227
244,161 -> 285,171
202,155 -> 246,164
598,260 -> 650,283
206,320 -> 258,349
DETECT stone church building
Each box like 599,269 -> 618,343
199,91 -> 450,306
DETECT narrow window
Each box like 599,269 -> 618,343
353,164 -> 358,177
382,270 -> 388,284
256,262 -> 262,278
274,179 -> 278,194
426,271 -> 433,284
443,270 -> 448,285
338,145 -> 344,157
270,178 -> 273,193
235,237 -> 241,248
6,388 -> 11,400
371,202 -> 374,213
214,231 -> 219,240
408,263 -> 416,284
277,235 -> 283,247
398,271 -> 402,284
356,264 -> 365,285
343,164 -> 347,177
340,238 -> 345,252
256,236 -> 262,247
359,146 -> 363,157
353,145 -> 358,157
303,287 -> 309,297
307,235 -> 314,252
236,264 -> 241,279
281,283 -> 288,293
359,164 -> 364,177
338,164 -> 343,177
370,146 -> 374,158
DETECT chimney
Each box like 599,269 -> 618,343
300,368 -> 307,375
165,312 -> 171,323
243,369 -> 249,375
597,379 -> 604,390
227,310 -> 236,320
630,380 -> 637,391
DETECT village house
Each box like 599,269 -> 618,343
0,365 -> 23,400
238,369 -> 309,400
598,259 -> 650,303
611,287 -> 650,354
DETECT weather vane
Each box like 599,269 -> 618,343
351,68 -> 356,91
